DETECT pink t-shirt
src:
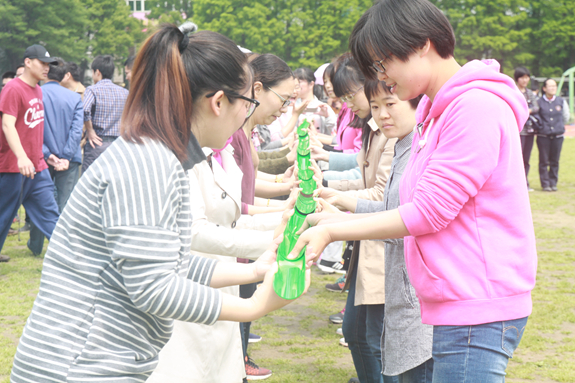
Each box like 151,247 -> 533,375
0,78 -> 47,173
334,104 -> 362,153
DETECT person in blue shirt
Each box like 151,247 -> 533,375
28,58 -> 83,255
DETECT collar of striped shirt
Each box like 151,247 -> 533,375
182,132 -> 207,171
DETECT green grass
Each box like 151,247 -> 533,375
1,138 -> 575,382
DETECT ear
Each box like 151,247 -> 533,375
419,39 -> 431,58
253,81 -> 263,97
208,90 -> 225,117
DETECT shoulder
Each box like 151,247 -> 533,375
448,89 -> 512,120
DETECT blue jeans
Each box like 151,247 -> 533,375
398,358 -> 433,383
29,163 -> 79,255
0,170 -> 59,253
432,317 -> 528,382
343,267 -> 398,383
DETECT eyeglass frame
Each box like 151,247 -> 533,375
371,58 -> 387,74
266,86 -> 291,108
205,90 -> 260,119
340,85 -> 364,103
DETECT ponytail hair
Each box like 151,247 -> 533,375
122,24 -> 249,162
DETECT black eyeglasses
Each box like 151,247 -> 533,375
206,91 -> 260,119
371,59 -> 387,74
267,86 -> 291,108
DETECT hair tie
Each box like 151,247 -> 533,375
178,21 -> 198,53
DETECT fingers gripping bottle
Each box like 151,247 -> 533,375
273,120 -> 317,299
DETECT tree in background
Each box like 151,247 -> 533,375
431,0 -> 533,75
0,0 -> 88,71
193,0 -> 373,69
0,0 -> 143,82
524,0 -> 575,78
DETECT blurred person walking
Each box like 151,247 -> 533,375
536,78 -> 570,191
514,67 -> 539,191
0,45 -> 60,262
60,61 -> 86,99
82,55 -> 129,172
28,58 -> 84,255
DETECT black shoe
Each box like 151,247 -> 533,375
317,259 -> 345,274
551,186 -> 558,191
18,222 -> 30,232
542,187 -> 552,192
348,378 -> 360,383
0,254 -> 10,262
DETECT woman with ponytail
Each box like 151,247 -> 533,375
11,24 -> 303,382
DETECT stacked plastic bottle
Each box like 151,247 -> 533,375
273,119 -> 317,300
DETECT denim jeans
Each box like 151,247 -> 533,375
432,316 -> 528,382
343,267 -> 398,383
398,358 -> 433,383
29,163 -> 80,255
0,170 -> 59,254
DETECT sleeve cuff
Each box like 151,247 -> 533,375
398,202 -> 434,237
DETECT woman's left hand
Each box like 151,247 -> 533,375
253,236 -> 282,281
315,104 -> 329,118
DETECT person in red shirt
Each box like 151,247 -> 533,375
0,45 -> 60,262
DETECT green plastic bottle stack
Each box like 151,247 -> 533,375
273,119 -> 317,300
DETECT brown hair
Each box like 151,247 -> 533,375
121,25 -> 249,162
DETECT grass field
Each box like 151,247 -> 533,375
1,138 -> 574,382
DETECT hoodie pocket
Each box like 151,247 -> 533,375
404,237 -> 444,303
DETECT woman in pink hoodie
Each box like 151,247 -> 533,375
291,0 -> 537,381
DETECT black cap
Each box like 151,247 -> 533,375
23,45 -> 58,64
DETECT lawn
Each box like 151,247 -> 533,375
1,138 -> 574,382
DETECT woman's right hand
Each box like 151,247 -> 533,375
310,145 -> 329,162
293,99 -> 311,116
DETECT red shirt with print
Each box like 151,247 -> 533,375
0,77 -> 47,173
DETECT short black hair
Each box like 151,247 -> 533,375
47,58 -> 66,82
365,79 -> 422,110
250,53 -> 293,89
91,55 -> 115,79
350,0 -> 456,80
64,61 -> 82,82
2,71 -> 16,80
124,55 -> 135,70
16,64 -> 24,71
331,53 -> 365,98
293,67 -> 315,84
514,66 -> 530,82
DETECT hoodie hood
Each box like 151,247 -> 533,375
416,60 -> 528,132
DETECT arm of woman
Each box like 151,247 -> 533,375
288,209 -> 409,262
255,178 -> 295,198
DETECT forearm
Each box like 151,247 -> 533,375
254,197 -> 283,207
281,114 -> 300,138
2,118 -> 26,159
325,209 -> 408,242
219,293 -> 262,322
317,133 -> 334,145
248,204 -> 284,215
255,179 -> 292,198
257,170 -> 277,182
210,262 -> 259,289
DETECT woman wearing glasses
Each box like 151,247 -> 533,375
11,24 -> 304,382
290,0 -> 536,381
229,52 -> 302,379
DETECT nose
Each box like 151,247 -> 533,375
377,72 -> 387,81
280,105 -> 288,114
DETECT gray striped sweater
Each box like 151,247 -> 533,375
11,136 -> 222,382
